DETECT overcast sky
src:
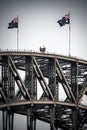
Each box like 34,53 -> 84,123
0,0 -> 87,130
0,0 -> 87,59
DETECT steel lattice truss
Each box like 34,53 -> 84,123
0,51 -> 87,130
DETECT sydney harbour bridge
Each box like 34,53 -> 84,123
0,50 -> 87,130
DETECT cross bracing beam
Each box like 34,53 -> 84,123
56,60 -> 74,102
33,56 -> 54,100
8,56 -> 31,100
0,87 -> 7,103
78,81 -> 87,102
33,59 -> 50,99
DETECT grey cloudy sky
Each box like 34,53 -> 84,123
0,0 -> 87,130
0,0 -> 87,58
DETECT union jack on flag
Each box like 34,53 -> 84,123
64,13 -> 70,19
12,17 -> 18,23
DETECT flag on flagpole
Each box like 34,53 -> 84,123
57,13 -> 71,56
8,17 -> 19,50
8,17 -> 18,29
57,13 -> 70,27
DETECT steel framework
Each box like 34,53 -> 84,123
0,50 -> 87,130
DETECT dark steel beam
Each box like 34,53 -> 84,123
0,51 -> 87,65
0,100 -> 87,109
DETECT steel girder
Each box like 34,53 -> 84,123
0,51 -> 87,130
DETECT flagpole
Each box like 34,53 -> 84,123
17,16 -> 19,51
57,12 -> 71,56
69,12 -> 71,56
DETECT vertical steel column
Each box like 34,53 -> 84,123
10,112 -> 14,130
48,58 -> 58,100
2,56 -> 14,130
27,107 -> 36,130
25,56 -> 37,100
7,111 -> 14,130
27,109 -> 31,130
2,56 -> 9,130
49,58 -> 58,129
71,62 -> 78,100
26,56 -> 37,130
34,117 -> 36,130
9,69 -> 15,99
72,108 -> 79,130
50,106 -> 56,130
71,62 -> 79,130
2,56 -> 15,99
2,111 -> 14,130
2,56 -> 9,99
3,111 -> 7,130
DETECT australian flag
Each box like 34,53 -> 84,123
8,17 -> 18,29
57,13 -> 70,27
